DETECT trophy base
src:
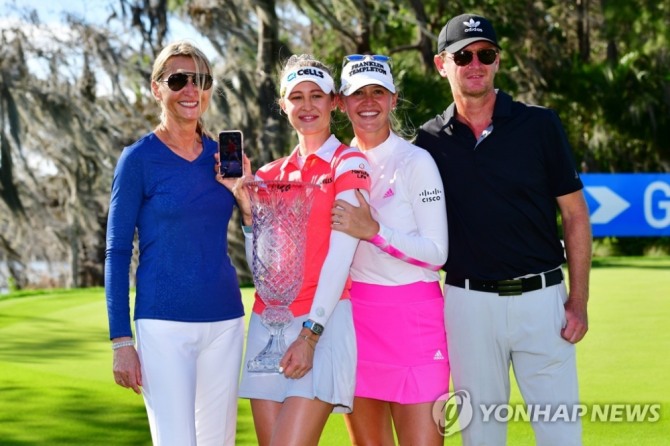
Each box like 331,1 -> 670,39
246,355 -> 283,373
246,333 -> 287,374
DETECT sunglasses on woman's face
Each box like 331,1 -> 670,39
449,48 -> 499,67
343,54 -> 392,67
162,72 -> 213,91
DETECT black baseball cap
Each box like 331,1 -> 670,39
437,14 -> 500,54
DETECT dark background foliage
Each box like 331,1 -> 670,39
1,0 -> 668,290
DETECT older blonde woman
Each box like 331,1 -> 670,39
105,41 -> 244,446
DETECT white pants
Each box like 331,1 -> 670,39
445,281 -> 581,446
136,317 -> 245,446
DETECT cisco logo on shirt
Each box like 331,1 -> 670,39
420,188 -> 443,203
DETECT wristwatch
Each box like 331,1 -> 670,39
302,319 -> 324,336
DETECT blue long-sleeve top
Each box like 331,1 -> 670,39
105,132 -> 244,339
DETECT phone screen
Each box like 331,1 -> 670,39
218,130 -> 243,177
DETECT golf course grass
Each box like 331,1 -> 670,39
0,256 -> 668,445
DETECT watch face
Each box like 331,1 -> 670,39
303,320 -> 324,335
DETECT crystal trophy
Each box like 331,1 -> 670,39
245,180 -> 318,373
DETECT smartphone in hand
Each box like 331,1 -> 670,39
218,130 -> 243,177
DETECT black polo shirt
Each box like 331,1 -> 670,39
415,90 -> 583,281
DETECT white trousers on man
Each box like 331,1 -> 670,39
136,317 -> 245,446
445,279 -> 581,446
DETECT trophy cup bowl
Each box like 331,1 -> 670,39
245,180 -> 318,373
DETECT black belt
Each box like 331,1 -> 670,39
445,268 -> 563,296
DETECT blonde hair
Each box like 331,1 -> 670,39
152,40 -> 213,137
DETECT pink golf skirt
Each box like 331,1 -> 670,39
351,281 -> 450,404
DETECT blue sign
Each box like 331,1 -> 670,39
581,174 -> 670,236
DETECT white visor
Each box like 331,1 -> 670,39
340,59 -> 396,96
280,67 -> 335,97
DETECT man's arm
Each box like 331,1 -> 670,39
557,189 -> 592,344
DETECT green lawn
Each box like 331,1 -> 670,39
0,257 -> 668,445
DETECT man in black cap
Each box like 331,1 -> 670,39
415,13 -> 592,446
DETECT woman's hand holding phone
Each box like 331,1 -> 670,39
215,153 -> 254,226
231,155 -> 254,226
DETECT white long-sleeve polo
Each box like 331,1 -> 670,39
350,132 -> 448,285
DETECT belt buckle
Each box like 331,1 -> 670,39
497,279 -> 522,296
